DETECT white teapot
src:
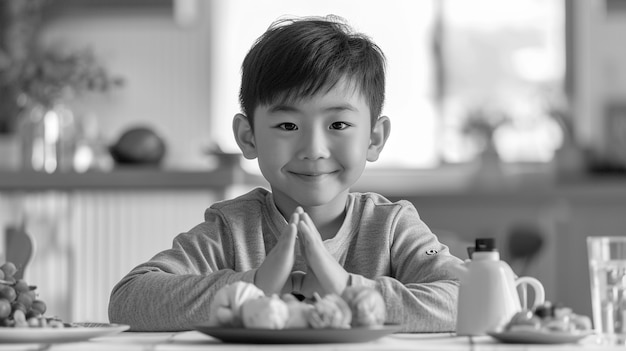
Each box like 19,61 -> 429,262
452,238 -> 545,336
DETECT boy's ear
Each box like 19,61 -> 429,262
233,113 -> 258,159
367,116 -> 391,162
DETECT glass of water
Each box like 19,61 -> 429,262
588,236 -> 626,344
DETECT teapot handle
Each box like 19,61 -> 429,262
515,276 -> 545,310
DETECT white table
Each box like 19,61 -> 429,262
0,331 -> 619,351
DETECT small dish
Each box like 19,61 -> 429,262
195,324 -> 402,344
0,323 -> 130,344
488,329 -> 592,344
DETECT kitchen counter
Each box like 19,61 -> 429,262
2,162 -> 626,199
0,152 -> 267,191
0,168 -> 247,191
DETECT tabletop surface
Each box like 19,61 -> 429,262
0,330 -> 618,351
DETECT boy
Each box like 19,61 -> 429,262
108,16 -> 463,332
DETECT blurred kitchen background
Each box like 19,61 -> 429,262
1,0 -> 625,324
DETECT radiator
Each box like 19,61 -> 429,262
6,190 -> 218,323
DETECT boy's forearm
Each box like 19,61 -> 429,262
254,252 -> 292,295
306,241 -> 350,295
349,273 -> 459,332
109,269 -> 254,331
389,279 -> 459,333
255,217 -> 299,295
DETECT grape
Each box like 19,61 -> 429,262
0,298 -> 10,319
0,285 -> 16,302
0,260 -> 64,328
12,309 -> 27,328
16,292 -> 33,310
14,280 -> 29,293
31,300 -> 46,315
27,317 -> 41,327
0,262 -> 17,277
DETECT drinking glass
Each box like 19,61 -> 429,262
588,236 -> 626,344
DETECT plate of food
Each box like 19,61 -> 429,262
0,261 -> 131,344
0,322 -> 130,344
488,301 -> 593,344
488,329 -> 591,344
197,281 -> 398,344
196,324 -> 402,344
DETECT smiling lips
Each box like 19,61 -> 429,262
289,170 -> 338,180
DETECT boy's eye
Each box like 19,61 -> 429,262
277,122 -> 298,131
330,122 -> 350,130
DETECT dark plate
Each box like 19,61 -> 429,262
195,324 -> 402,344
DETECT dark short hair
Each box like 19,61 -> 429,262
239,15 -> 386,129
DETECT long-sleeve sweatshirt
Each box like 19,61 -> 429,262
108,187 -> 463,332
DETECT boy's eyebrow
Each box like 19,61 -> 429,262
267,103 -> 358,113
323,103 -> 358,112
267,104 -> 299,113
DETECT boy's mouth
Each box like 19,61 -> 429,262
289,170 -> 338,180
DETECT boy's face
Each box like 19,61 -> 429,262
245,79 -> 381,208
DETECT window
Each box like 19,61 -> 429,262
438,0 -> 566,164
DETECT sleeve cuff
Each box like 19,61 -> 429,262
348,273 -> 378,289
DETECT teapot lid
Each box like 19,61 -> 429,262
470,238 -> 500,261
475,238 -> 497,252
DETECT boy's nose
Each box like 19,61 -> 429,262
298,130 -> 330,160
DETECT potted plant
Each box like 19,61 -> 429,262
0,0 -> 48,134
0,0 -> 123,172
461,104 -> 510,160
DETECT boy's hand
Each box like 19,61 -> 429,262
296,209 -> 350,296
255,211 -> 299,295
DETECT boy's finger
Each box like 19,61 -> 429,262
289,211 -> 300,225
284,223 -> 298,247
297,220 -> 311,243
298,213 -> 321,241
300,212 -> 316,230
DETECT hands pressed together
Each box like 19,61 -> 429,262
254,207 -> 349,298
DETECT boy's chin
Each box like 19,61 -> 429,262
288,190 -> 348,208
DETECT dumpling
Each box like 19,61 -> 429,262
207,281 -> 264,327
307,293 -> 352,329
281,294 -> 313,329
241,294 -> 289,329
341,286 -> 386,327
